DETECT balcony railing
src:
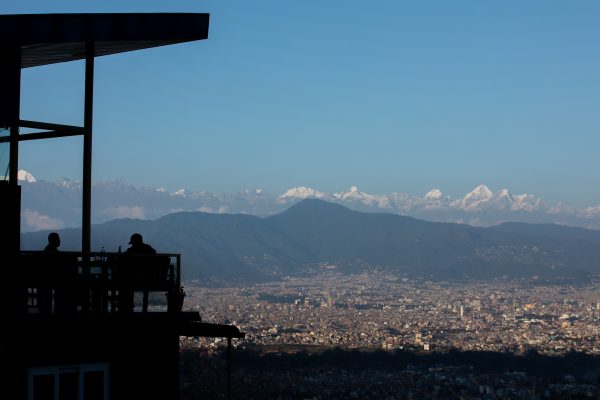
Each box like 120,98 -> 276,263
16,251 -> 182,318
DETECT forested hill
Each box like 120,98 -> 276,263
21,199 -> 600,282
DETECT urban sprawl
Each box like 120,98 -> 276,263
178,269 -> 600,399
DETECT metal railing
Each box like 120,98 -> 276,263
17,251 -> 182,318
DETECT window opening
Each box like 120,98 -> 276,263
28,364 -> 109,400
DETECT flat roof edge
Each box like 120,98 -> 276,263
0,13 -> 210,68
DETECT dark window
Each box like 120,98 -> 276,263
59,372 -> 78,400
29,364 -> 108,400
32,374 -> 54,400
83,371 -> 104,400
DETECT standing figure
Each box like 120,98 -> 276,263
42,232 -> 75,315
44,232 -> 61,252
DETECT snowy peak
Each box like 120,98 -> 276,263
425,189 -> 443,200
580,205 -> 600,218
487,188 -> 515,210
512,193 -> 543,212
18,169 -> 36,183
421,188 -> 450,209
14,176 -> 600,232
172,189 -> 188,197
334,186 -> 366,200
57,178 -> 82,190
465,184 -> 493,202
333,186 -> 391,208
453,185 -> 545,213
457,184 -> 493,210
549,202 -> 577,215
280,186 -> 326,200
497,188 -> 511,197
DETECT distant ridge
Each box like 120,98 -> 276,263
16,172 -> 600,232
21,199 -> 600,282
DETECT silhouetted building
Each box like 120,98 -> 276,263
0,13 -> 243,400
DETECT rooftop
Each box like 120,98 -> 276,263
0,13 -> 209,68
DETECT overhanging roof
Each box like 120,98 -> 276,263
0,13 -> 210,68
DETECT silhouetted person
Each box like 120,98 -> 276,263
43,232 -> 62,313
42,232 -> 76,315
126,233 -> 156,254
44,232 -> 61,252
118,234 -> 157,313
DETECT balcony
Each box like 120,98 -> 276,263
15,251 -> 183,319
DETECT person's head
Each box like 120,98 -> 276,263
129,233 -> 143,247
48,232 -> 60,248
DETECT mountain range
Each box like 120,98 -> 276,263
16,170 -> 600,232
21,199 -> 600,283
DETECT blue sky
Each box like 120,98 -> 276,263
3,1 -> 600,206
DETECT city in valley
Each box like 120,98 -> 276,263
179,269 -> 600,399
183,270 -> 600,355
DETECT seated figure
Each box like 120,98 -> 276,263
125,233 -> 156,254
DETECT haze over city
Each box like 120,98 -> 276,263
2,1 -> 600,207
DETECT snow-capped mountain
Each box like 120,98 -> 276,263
425,189 -> 443,200
279,186 -> 329,200
447,185 -> 545,213
422,189 -> 450,209
18,169 -> 37,183
512,193 -> 544,212
171,188 -> 188,197
334,186 -> 366,201
333,186 -> 389,208
454,184 -> 493,210
14,171 -> 600,232
579,205 -> 600,219
486,188 -> 514,210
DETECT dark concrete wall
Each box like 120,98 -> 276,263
1,320 -> 180,400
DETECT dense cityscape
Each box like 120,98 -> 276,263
183,269 -> 600,355
179,269 -> 600,399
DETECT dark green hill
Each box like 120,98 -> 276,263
489,221 -> 600,243
266,199 -> 600,278
21,199 -> 600,282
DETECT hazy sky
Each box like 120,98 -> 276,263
4,1 -> 600,206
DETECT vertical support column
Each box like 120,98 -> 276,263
83,42 -> 95,253
9,124 -> 19,185
0,45 -> 22,321
0,45 -> 21,184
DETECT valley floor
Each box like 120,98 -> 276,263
179,272 -> 600,399
182,271 -> 600,356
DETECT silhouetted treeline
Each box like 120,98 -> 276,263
181,347 -> 600,400
211,347 -> 600,380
